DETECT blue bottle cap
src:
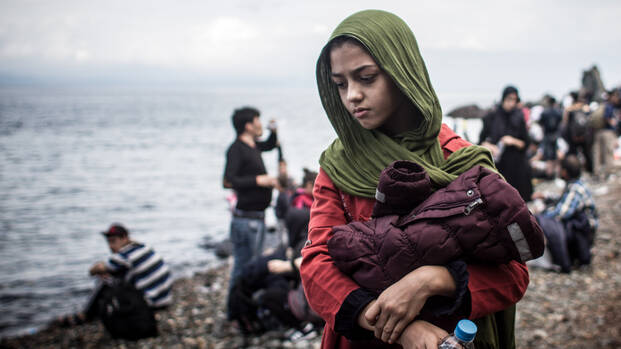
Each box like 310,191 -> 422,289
454,319 -> 477,342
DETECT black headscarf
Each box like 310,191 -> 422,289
501,85 -> 520,103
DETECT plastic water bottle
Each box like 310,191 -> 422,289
438,319 -> 477,349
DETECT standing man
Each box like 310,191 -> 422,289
223,107 -> 279,318
592,88 -> 620,181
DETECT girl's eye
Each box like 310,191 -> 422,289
360,75 -> 376,83
333,80 -> 346,89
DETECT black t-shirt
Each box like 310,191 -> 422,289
224,132 -> 277,211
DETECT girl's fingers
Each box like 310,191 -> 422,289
364,302 -> 380,326
373,312 -> 388,339
380,317 -> 398,343
388,320 -> 407,344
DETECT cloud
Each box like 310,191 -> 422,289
0,0 -> 619,86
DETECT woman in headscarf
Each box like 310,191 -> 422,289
300,10 -> 530,349
479,86 -> 533,202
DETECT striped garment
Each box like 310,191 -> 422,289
106,242 -> 173,308
544,179 -> 599,231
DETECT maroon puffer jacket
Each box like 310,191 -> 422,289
327,161 -> 544,294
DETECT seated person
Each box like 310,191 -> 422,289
57,224 -> 173,326
274,168 -> 318,246
229,172 -> 323,338
275,167 -> 317,219
290,168 -> 317,210
228,247 -> 323,337
532,155 -> 599,273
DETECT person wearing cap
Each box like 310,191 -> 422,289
55,223 -> 172,327
222,107 -> 280,320
480,85 -> 534,202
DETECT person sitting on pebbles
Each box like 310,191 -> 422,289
56,223 -> 173,327
532,155 -> 599,273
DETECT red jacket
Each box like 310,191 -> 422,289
328,163 -> 544,295
300,125 -> 530,349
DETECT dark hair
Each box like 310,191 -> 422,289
543,94 -> 556,107
561,154 -> 581,180
323,35 -> 369,77
232,107 -> 260,136
326,35 -> 365,54
302,168 -> 318,187
569,91 -> 579,101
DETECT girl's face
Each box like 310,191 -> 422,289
329,41 -> 414,134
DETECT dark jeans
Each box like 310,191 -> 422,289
536,214 -> 593,273
229,216 -> 266,288
536,215 -> 572,273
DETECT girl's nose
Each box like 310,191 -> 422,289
346,83 -> 363,102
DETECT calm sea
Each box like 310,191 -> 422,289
0,84 -> 481,337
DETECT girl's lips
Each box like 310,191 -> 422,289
353,109 -> 369,118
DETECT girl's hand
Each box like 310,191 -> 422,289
397,320 -> 448,349
364,266 -> 456,344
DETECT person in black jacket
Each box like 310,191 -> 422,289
480,85 -> 533,201
539,95 -> 563,179
223,107 -> 279,319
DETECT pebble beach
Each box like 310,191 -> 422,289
2,170 -> 621,349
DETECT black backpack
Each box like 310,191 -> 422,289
227,273 -> 285,335
97,281 -> 158,340
540,108 -> 562,134
568,109 -> 591,142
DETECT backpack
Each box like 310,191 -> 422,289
97,281 -> 158,340
568,109 -> 591,142
540,108 -> 562,134
227,274 -> 283,334
589,105 -> 607,131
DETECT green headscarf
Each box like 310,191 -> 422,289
317,9 -> 496,197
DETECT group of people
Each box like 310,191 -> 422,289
221,9 -> 610,349
530,87 -> 621,183
480,84 -> 620,200
478,81 -> 615,275
223,106 -> 324,339
57,105 -> 319,341
55,8 -> 615,349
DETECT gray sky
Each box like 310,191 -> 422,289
1,0 -> 620,105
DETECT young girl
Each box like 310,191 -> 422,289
300,10 -> 531,349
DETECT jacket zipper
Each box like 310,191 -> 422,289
399,196 -> 483,224
463,198 -> 483,215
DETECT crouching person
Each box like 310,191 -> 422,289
57,223 -> 173,340
228,247 -> 324,339
533,155 -> 599,273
